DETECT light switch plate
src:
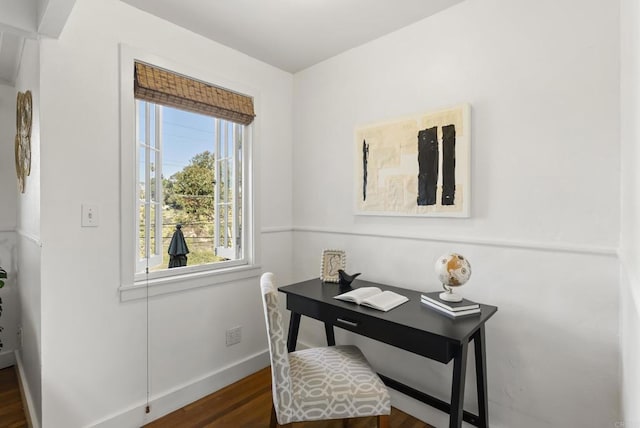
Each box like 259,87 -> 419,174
81,204 -> 99,227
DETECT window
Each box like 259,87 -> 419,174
135,102 -> 245,275
120,53 -> 258,296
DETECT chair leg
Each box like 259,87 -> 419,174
377,414 -> 390,428
270,404 -> 277,428
270,405 -> 294,428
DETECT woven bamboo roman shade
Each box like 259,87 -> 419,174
134,62 -> 255,125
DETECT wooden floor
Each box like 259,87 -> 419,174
0,365 -> 434,428
146,367 -> 434,428
0,366 -> 28,428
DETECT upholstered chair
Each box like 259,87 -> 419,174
260,272 -> 391,427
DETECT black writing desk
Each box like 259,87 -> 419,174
279,278 -> 497,428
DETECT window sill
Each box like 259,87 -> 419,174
119,264 -> 262,301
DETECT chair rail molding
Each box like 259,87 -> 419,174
15,229 -> 42,247
261,226 -> 292,234
292,226 -> 617,257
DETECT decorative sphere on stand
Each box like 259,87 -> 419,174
434,253 -> 471,302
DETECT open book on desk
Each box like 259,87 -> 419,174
334,286 -> 409,312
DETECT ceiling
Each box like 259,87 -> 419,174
0,0 -> 76,85
118,0 -> 464,73
0,0 -> 464,85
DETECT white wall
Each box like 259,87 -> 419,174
0,84 -> 17,230
35,0 -> 293,426
15,39 -> 41,239
9,0 -> 631,426
15,37 -> 43,427
0,83 -> 19,369
292,0 -> 621,427
0,229 -> 18,369
0,36 -> 39,425
620,0 -> 640,425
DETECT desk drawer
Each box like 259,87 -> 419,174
288,295 -> 456,363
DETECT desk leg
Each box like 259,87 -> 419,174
287,312 -> 301,352
474,326 -> 489,428
324,323 -> 336,346
450,341 -> 469,428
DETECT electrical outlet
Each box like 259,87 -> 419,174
225,326 -> 242,346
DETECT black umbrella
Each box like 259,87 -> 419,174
168,224 -> 189,268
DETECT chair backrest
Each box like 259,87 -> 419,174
260,272 -> 293,421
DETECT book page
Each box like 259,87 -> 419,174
361,290 -> 409,312
334,287 -> 382,304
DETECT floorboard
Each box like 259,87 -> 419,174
145,367 -> 435,428
0,366 -> 28,428
1,364 -> 435,428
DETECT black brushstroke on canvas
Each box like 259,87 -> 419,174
441,124 -> 456,205
417,127 -> 438,205
362,140 -> 369,201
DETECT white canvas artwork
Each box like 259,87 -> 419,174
355,104 -> 470,217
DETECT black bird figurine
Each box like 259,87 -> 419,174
338,269 -> 361,287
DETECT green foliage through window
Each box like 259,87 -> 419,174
136,102 -> 244,274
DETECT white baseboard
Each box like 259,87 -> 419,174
15,350 -> 40,428
90,349 -> 270,428
0,349 -> 16,369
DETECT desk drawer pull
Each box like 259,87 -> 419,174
336,318 -> 359,327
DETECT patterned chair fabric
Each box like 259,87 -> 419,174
260,272 -> 391,425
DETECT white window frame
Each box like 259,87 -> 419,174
214,119 -> 243,260
119,45 -> 260,301
136,103 -> 163,274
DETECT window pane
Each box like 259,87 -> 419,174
139,203 -> 147,260
219,161 -> 226,196
138,106 -> 147,203
149,151 -> 157,202
137,102 -> 146,145
149,106 -> 156,148
138,174 -> 145,202
227,126 -> 234,158
149,202 -> 157,255
137,102 -> 245,274
220,121 -> 227,159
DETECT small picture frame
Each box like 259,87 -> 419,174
320,249 -> 346,283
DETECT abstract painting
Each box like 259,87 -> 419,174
355,104 -> 470,217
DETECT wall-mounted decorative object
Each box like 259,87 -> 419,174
320,249 -> 346,283
435,252 -> 472,302
15,90 -> 33,193
355,104 -> 470,217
